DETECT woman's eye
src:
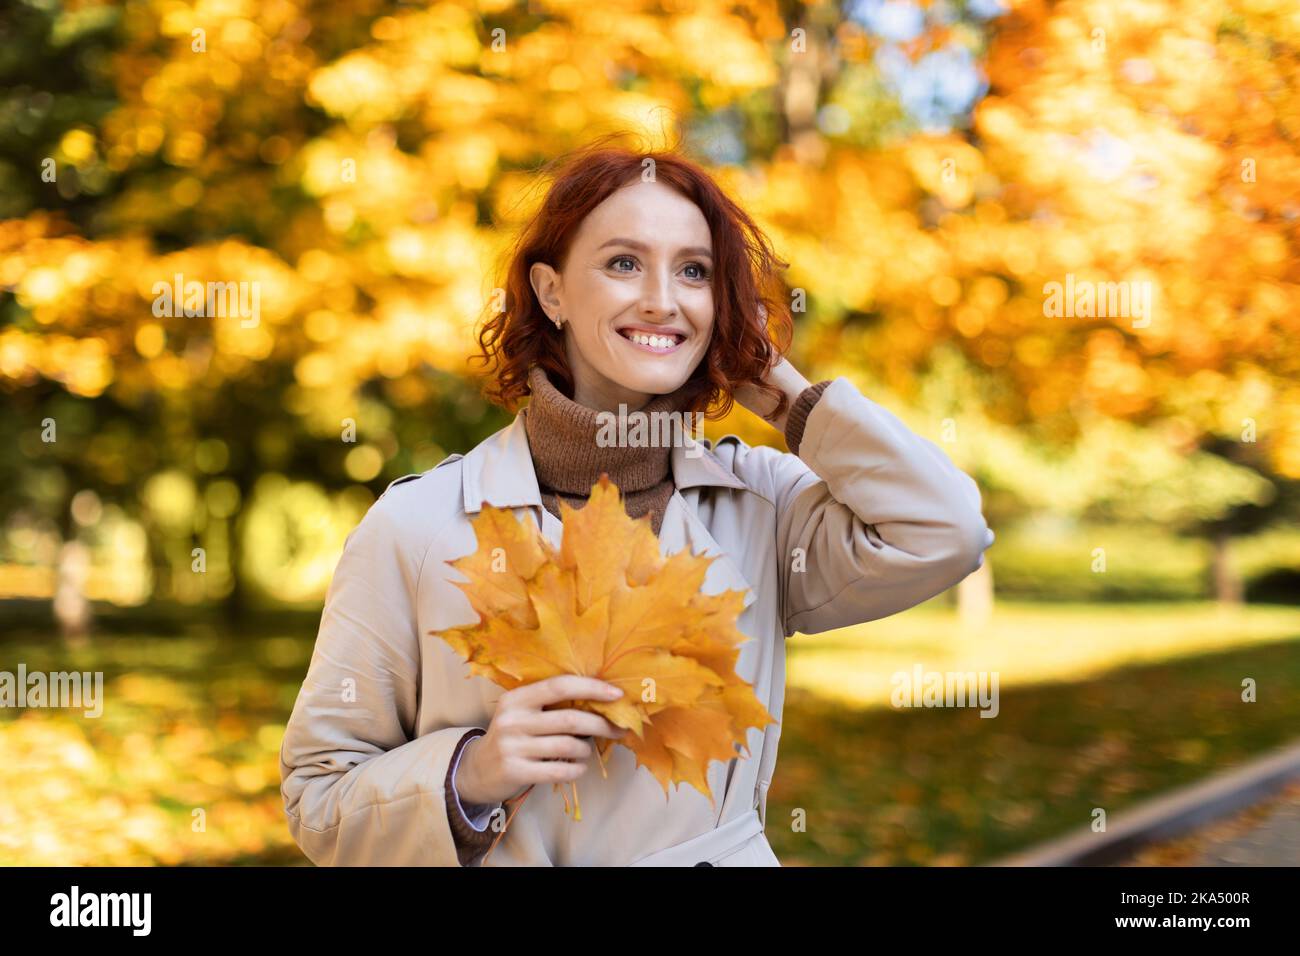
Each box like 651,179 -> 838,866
607,256 -> 708,279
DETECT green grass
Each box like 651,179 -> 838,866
2,602 -> 1297,865
785,601 -> 1300,709
769,606 -> 1300,865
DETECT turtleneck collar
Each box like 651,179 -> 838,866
522,364 -> 697,497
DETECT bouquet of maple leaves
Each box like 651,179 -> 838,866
434,474 -> 775,840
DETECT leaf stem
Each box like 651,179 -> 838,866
481,784 -> 532,865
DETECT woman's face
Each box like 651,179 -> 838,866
529,180 -> 715,412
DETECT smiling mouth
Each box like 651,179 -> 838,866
616,328 -> 687,354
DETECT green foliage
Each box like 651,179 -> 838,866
989,521 -> 1300,603
991,522 -> 1212,601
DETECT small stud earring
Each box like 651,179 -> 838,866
553,314 -> 564,329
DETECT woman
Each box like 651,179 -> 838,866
279,140 -> 994,866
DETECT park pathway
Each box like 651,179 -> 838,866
1119,777 -> 1300,866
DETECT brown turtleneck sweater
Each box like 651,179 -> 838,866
444,366 -> 833,865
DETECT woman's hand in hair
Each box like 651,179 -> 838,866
733,356 -> 812,436
733,300 -> 811,433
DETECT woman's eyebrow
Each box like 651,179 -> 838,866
597,237 -> 713,260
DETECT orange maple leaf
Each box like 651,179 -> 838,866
435,474 -> 776,817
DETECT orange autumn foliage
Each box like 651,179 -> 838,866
434,475 -> 776,813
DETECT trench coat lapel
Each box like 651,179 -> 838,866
660,490 -> 758,612
458,412 -> 758,611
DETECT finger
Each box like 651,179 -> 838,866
524,758 -> 590,784
527,708 -> 629,739
518,734 -> 593,761
512,674 -> 623,709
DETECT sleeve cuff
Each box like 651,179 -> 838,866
445,729 -> 501,864
450,731 -> 497,831
784,380 -> 834,455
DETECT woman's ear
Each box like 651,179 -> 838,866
529,261 -> 562,321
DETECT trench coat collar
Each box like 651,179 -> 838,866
460,409 -> 748,514
459,410 -> 757,610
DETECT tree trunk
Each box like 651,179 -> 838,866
958,556 -> 994,629
222,493 -> 249,626
54,538 -> 92,647
1210,529 -> 1242,605
777,12 -> 838,164
222,539 -> 247,625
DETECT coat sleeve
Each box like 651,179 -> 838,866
755,376 -> 995,637
278,493 -> 487,866
444,729 -> 503,865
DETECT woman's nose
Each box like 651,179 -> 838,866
638,271 -> 676,315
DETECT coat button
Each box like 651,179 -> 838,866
694,860 -> 713,866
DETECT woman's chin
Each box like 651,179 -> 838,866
607,365 -> 689,396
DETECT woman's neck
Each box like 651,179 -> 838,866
563,346 -> 651,413
522,365 -> 689,497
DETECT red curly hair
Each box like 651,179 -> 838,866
471,133 -> 793,422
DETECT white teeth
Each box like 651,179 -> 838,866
627,332 -> 677,350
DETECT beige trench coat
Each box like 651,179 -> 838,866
279,376 -> 995,866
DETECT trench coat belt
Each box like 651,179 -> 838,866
627,808 -> 765,867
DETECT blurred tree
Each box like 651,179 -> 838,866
769,0 -> 1299,601
2,0 -> 1295,624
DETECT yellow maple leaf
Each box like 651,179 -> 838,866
435,474 -> 776,816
